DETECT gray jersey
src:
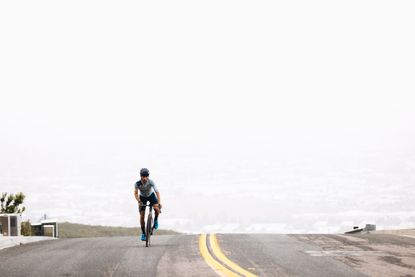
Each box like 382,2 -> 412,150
134,179 -> 158,197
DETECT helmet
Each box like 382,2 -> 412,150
140,168 -> 150,177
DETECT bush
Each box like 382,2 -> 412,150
21,220 -> 32,236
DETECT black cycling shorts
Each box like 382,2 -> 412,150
139,192 -> 158,213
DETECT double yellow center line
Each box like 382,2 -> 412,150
199,233 -> 258,277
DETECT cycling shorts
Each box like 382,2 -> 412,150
139,192 -> 158,213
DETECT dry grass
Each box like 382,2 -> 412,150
58,222 -> 180,238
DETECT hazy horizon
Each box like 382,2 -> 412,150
1,0 -> 414,233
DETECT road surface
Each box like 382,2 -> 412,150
0,233 -> 414,276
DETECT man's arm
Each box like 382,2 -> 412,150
152,180 -> 161,207
156,191 -> 161,208
134,188 -> 140,202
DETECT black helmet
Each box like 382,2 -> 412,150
140,168 -> 150,177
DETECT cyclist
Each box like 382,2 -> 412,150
134,168 -> 162,241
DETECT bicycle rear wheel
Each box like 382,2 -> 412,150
146,213 -> 153,247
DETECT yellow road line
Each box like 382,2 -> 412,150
209,233 -> 258,277
199,234 -> 241,277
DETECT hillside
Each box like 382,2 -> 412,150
58,222 -> 180,238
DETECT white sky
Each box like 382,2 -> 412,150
1,1 -> 414,232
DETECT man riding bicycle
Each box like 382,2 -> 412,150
134,168 -> 162,241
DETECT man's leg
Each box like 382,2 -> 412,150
153,204 -> 160,221
153,204 -> 160,229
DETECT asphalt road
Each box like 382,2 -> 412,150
215,234 -> 366,277
1,233 -> 414,276
0,235 -> 216,277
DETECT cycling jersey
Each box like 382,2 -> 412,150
134,179 -> 158,197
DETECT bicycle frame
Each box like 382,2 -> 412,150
141,203 -> 161,247
140,203 -> 156,247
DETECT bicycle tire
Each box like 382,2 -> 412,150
146,213 -> 152,247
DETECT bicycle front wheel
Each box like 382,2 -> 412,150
146,213 -> 153,247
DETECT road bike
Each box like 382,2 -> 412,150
140,203 -> 161,247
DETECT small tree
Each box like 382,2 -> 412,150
0,192 -> 26,214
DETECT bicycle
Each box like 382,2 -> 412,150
140,203 -> 161,247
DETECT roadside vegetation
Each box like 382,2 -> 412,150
21,220 -> 32,236
58,222 -> 181,238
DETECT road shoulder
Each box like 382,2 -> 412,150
294,233 -> 415,277
0,236 -> 56,251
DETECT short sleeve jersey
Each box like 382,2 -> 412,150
134,179 -> 158,197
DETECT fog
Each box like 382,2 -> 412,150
1,0 -> 414,233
